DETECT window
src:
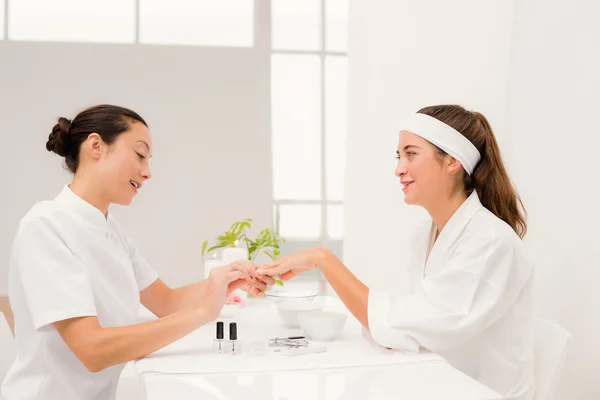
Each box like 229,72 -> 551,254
271,54 -> 322,201
139,0 -> 253,47
8,0 -> 136,43
325,55 -> 348,202
278,204 -> 322,239
272,0 -> 320,51
326,0 -> 348,52
271,0 -> 349,269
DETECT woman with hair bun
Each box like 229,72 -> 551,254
1,104 -> 272,400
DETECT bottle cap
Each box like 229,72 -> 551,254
216,321 -> 224,339
229,322 -> 237,340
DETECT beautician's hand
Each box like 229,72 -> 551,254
200,263 -> 252,319
227,260 -> 276,296
256,249 -> 323,282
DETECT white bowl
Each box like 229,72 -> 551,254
276,297 -> 324,328
298,311 -> 348,341
219,303 -> 243,318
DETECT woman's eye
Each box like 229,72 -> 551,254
136,152 -> 146,160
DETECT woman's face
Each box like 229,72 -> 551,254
93,122 -> 153,206
395,130 -> 454,208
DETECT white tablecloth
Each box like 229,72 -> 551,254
134,298 -> 444,375
140,363 -> 504,400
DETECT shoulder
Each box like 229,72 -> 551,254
16,200 -> 61,236
458,208 -> 533,274
464,208 -> 523,249
10,200 -> 69,264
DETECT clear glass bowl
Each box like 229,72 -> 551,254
264,288 -> 319,304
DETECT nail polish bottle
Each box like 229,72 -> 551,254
228,322 -> 241,355
213,321 -> 225,354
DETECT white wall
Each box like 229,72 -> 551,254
0,41 -> 272,292
505,1 -> 600,399
345,1 -> 600,398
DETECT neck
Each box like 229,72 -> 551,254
427,190 -> 468,234
69,173 -> 110,217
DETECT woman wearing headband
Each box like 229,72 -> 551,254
257,104 -> 534,400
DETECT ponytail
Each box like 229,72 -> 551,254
418,105 -> 527,239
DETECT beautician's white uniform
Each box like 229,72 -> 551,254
367,191 -> 535,400
0,185 -> 158,400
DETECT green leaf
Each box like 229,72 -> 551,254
240,220 -> 252,231
207,243 -> 229,253
248,245 -> 258,256
201,240 -> 208,256
275,279 -> 284,286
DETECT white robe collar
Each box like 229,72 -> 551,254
425,190 -> 483,274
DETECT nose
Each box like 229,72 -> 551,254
395,158 -> 407,178
142,164 -> 152,181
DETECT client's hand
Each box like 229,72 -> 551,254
256,249 -> 322,282
227,260 -> 275,296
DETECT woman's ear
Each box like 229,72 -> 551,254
84,133 -> 104,160
446,155 -> 463,176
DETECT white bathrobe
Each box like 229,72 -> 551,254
368,191 -> 535,400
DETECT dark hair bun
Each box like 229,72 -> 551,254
46,117 -> 72,157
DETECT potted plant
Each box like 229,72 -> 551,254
201,218 -> 285,286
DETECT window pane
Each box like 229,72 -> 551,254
272,55 -> 322,200
272,0 -> 320,51
0,0 -> 4,40
325,56 -> 348,201
140,0 -> 253,47
327,204 -> 343,240
326,0 -> 349,52
279,205 -> 321,239
9,0 -> 135,43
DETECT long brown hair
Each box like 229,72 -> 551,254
417,105 -> 527,239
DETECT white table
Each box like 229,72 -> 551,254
133,298 -> 503,400
139,363 -> 503,400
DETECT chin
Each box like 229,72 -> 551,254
114,194 -> 135,206
403,194 -> 422,207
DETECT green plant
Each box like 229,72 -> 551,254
201,218 -> 285,286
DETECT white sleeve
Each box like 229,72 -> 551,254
124,235 -> 158,291
14,217 -> 97,331
368,236 -> 523,352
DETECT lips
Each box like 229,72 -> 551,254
130,180 -> 141,189
401,180 -> 414,189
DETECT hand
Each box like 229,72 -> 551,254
256,248 -> 323,282
199,263 -> 253,320
227,260 -> 276,296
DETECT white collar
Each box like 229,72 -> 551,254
54,185 -> 110,228
427,191 -> 483,267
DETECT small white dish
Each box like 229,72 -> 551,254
298,311 -> 347,341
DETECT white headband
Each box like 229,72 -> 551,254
401,113 -> 481,175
